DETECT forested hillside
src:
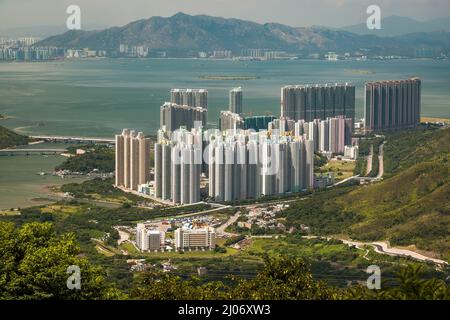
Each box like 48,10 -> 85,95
283,127 -> 450,261
0,125 -> 29,149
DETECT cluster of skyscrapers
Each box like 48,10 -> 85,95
160,102 -> 207,133
119,44 -> 149,58
220,87 -> 276,132
0,46 -> 64,61
160,89 -> 209,132
364,78 -> 421,132
152,86 -> 356,205
220,113 -> 277,132
117,77 -> 421,205
170,89 -> 208,109
207,130 -> 315,202
154,127 -> 203,205
281,83 -> 355,122
153,125 -> 319,204
219,87 -> 244,131
115,129 -> 151,191
268,116 -> 353,154
219,111 -> 244,131
0,37 -> 66,61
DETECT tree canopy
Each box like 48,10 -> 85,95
0,221 -> 448,300
0,221 -> 122,300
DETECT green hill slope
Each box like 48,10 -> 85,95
343,160 -> 449,255
282,126 -> 450,261
0,125 -> 29,149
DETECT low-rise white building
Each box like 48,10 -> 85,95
344,145 -> 359,160
174,227 -> 216,251
136,223 -> 165,252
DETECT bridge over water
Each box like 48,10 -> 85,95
0,148 -> 67,156
30,135 -> 115,144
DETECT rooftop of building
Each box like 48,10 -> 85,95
170,88 -> 208,92
365,77 -> 421,85
282,82 -> 354,89
161,102 -> 207,111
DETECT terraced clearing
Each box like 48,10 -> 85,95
321,159 -> 356,182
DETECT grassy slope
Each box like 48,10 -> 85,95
0,125 -> 29,149
343,161 -> 449,250
343,127 -> 450,259
383,126 -> 449,175
284,126 -> 450,261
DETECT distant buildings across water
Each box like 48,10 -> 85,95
1,35 -> 449,61
115,78 -> 420,205
281,83 -> 355,122
364,78 -> 421,133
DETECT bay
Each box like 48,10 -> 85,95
0,58 -> 449,209
0,58 -> 449,138
0,152 -> 85,210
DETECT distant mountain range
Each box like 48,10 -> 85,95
339,16 -> 450,37
0,24 -> 108,39
36,13 -> 450,57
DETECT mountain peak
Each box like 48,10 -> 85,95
340,15 -> 450,36
170,12 -> 194,20
172,12 -> 190,17
36,13 -> 450,57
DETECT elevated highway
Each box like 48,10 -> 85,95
0,148 -> 67,156
30,135 -> 115,144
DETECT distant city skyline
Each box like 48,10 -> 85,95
0,0 -> 449,30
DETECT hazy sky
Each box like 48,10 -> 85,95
1,0 -> 449,29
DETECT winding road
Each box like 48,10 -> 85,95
304,236 -> 448,266
376,142 -> 385,179
216,211 -> 241,237
366,144 -> 373,176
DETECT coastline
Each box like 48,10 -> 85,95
421,116 -> 450,124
